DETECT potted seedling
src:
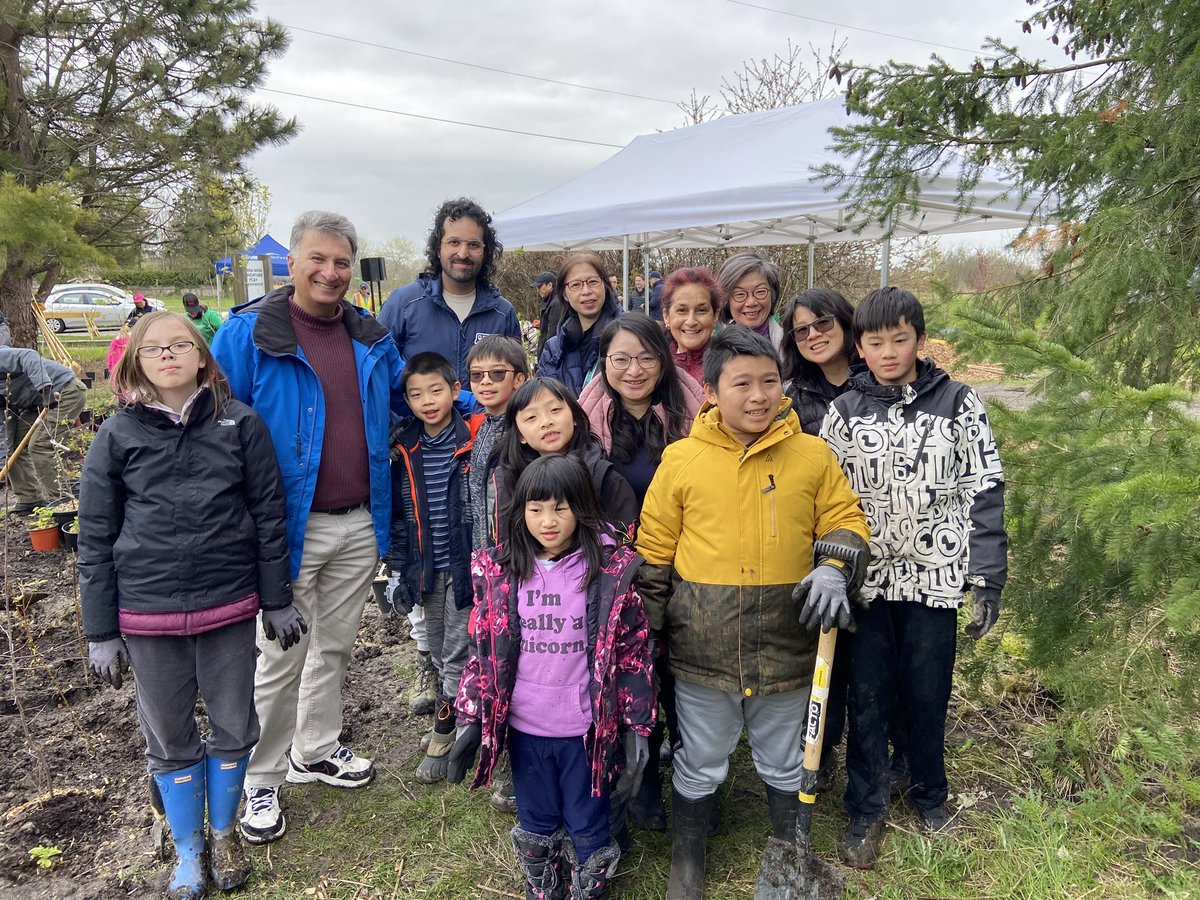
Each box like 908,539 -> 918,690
28,507 -> 60,552
61,516 -> 80,552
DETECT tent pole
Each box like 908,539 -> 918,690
807,239 -> 816,289
622,235 -> 630,312
880,210 -> 893,287
641,244 -> 650,314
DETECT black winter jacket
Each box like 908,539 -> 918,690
78,390 -> 292,640
494,441 -> 638,545
785,369 -> 853,436
385,412 -> 476,611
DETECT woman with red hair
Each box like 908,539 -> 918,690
659,267 -> 724,385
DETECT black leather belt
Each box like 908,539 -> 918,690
312,502 -> 368,515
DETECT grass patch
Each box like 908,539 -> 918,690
227,661 -> 1199,898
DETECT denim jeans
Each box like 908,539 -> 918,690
843,598 -> 957,820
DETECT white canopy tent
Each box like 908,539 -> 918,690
494,99 -> 1042,293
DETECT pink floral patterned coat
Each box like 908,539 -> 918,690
455,542 -> 656,797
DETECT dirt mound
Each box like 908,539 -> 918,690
925,338 -> 1006,383
0,511 -> 424,898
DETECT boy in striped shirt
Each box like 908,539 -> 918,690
385,353 -> 479,783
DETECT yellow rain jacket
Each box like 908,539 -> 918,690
636,400 -> 868,696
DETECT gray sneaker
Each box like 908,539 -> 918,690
408,659 -> 438,715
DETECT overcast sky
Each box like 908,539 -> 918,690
246,0 -> 1052,252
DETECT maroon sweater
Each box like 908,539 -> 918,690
290,300 -> 371,511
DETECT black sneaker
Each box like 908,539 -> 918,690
916,803 -> 955,834
839,817 -> 884,869
239,786 -> 286,844
285,744 -> 375,788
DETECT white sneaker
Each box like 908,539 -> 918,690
285,744 -> 375,788
239,786 -> 286,844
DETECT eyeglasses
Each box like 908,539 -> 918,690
468,368 -> 515,384
136,340 -> 197,359
441,238 -> 484,254
793,316 -> 837,340
730,286 -> 772,303
565,277 -> 604,292
606,352 -> 661,370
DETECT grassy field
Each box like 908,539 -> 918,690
228,631 -> 1198,900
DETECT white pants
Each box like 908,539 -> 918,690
246,508 -> 378,788
672,680 -> 808,800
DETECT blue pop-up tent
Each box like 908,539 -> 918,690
214,234 -> 290,277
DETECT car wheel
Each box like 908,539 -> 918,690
49,318 -> 66,334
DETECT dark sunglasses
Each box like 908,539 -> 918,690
468,368 -> 515,384
793,315 -> 837,340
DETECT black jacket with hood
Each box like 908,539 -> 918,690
78,389 -> 293,640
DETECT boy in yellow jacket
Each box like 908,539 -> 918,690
636,326 -> 869,898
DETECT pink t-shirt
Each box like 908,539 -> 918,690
507,550 -> 593,737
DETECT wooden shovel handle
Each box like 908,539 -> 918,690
0,406 -> 50,483
800,627 -> 838,781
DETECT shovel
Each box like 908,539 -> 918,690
755,626 -> 845,900
148,774 -> 169,860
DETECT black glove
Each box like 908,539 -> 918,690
610,730 -> 650,809
377,573 -> 413,618
964,586 -> 1001,640
262,605 -> 308,651
40,385 -> 59,409
794,564 -> 852,632
88,638 -> 130,688
446,722 -> 482,784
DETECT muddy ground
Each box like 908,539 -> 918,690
0,510 -> 425,899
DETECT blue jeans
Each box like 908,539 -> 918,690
509,728 -> 610,860
844,599 -> 957,820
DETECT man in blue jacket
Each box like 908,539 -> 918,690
378,197 -> 520,384
212,210 -> 408,846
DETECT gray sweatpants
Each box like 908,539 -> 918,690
423,570 -> 470,699
125,619 -> 259,776
672,680 -> 808,799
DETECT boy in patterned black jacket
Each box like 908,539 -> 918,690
819,287 -> 1007,868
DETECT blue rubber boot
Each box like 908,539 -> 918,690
206,753 -> 251,891
153,760 -> 207,900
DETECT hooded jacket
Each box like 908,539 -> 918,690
537,305 -> 619,396
211,286 -> 407,577
380,274 -> 520,385
455,541 -> 655,796
820,358 -> 1007,608
78,391 -> 292,641
577,368 -> 705,454
385,412 -> 479,611
636,400 -> 869,696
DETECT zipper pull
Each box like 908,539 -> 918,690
761,474 -> 776,494
296,433 -> 301,457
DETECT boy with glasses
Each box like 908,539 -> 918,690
462,334 -> 529,814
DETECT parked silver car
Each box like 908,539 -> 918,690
42,284 -> 163,333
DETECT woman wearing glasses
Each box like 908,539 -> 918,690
537,252 -> 622,396
779,288 -> 859,435
716,252 -> 785,349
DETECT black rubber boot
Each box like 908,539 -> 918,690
764,785 -> 801,843
511,826 -> 565,900
666,788 -> 714,900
